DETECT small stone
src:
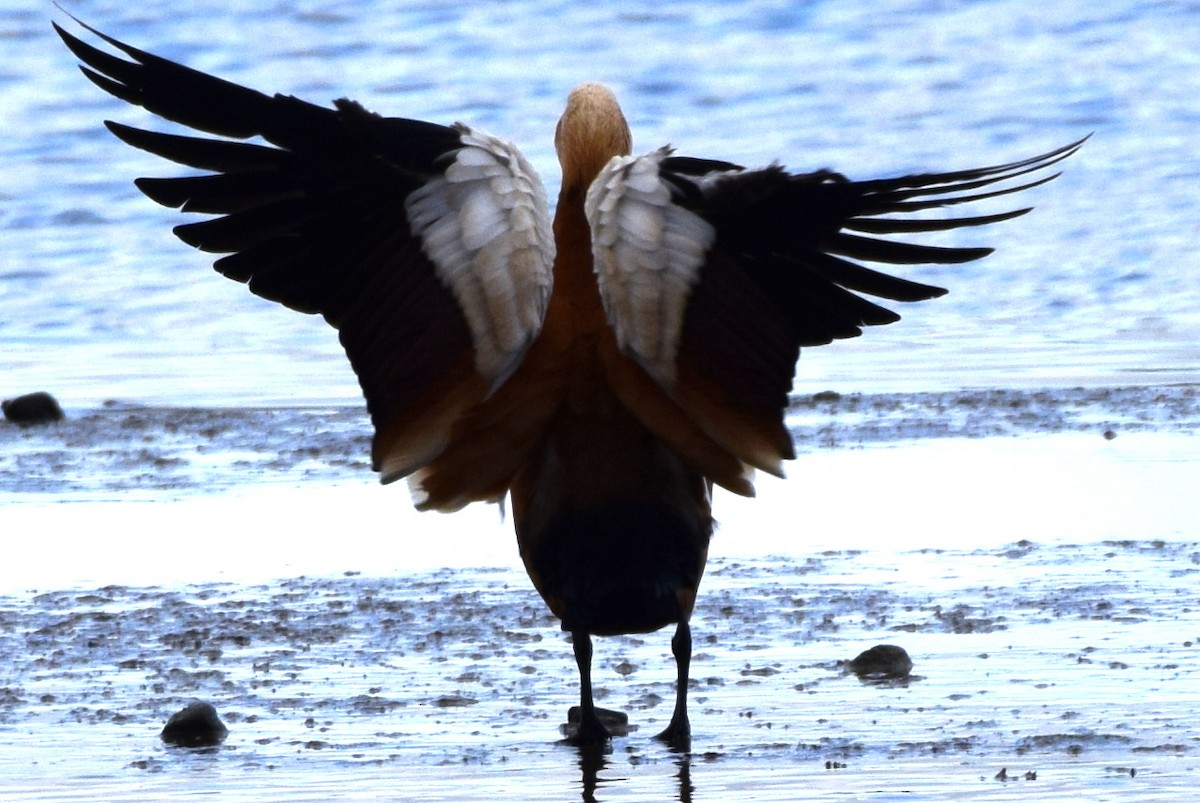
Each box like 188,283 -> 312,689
160,701 -> 229,747
2,392 -> 65,426
1103,429 -> 1117,440
567,706 -> 628,728
562,705 -> 630,739
848,644 -> 913,679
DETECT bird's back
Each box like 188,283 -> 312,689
508,182 -> 715,637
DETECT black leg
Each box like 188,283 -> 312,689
567,630 -> 610,745
656,620 -> 692,750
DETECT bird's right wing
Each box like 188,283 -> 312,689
588,140 -> 1083,490
56,20 -> 555,489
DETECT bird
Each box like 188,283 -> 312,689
56,17 -> 1082,748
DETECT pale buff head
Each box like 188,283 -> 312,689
554,83 -> 632,190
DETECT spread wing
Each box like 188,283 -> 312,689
56,20 -> 555,486
587,139 -> 1084,480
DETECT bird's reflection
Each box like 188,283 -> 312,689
676,751 -> 694,803
576,744 -> 609,803
574,743 -> 694,803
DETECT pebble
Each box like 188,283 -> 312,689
160,701 -> 229,747
2,392 -> 64,425
848,644 -> 913,679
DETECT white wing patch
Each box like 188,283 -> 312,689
586,146 -> 716,387
406,125 -> 555,389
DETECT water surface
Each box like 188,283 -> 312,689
1,1 -> 1198,799
2,0 -> 1198,405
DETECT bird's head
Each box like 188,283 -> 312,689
555,83 -> 632,191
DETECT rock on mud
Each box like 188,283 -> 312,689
562,706 -> 630,738
2,391 -> 64,426
161,701 -> 229,747
848,644 -> 913,679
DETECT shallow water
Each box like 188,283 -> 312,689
2,541 -> 1198,801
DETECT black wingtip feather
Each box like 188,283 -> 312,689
844,208 -> 1030,235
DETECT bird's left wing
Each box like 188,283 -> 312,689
55,20 -> 555,489
588,140 -> 1082,484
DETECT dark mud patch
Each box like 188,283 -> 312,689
789,384 -> 1199,445
0,402 -> 371,494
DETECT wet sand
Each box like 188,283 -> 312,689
1,386 -> 1197,800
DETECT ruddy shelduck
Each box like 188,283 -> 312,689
57,18 -> 1082,748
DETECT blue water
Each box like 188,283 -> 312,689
2,0 -> 1198,408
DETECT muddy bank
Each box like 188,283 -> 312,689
2,541 -> 1197,799
1,385 -> 1195,495
1,383 -> 1196,798
787,384 -> 1199,444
